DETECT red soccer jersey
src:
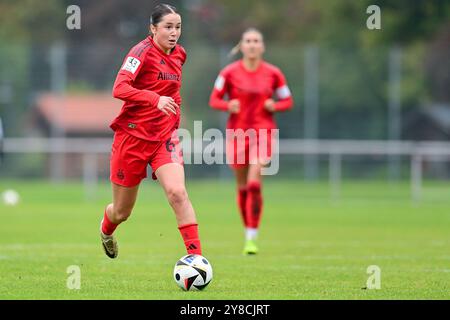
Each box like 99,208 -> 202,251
209,60 -> 293,130
110,36 -> 186,141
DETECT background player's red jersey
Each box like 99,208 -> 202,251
111,36 -> 186,141
209,60 -> 293,130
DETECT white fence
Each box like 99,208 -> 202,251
3,138 -> 450,201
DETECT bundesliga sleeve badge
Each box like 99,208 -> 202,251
122,56 -> 141,74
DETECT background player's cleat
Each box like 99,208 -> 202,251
100,231 -> 118,259
243,239 -> 259,255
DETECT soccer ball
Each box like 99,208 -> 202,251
173,254 -> 213,291
2,189 -> 20,206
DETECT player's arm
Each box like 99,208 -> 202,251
265,70 -> 294,112
112,52 -> 160,107
209,73 -> 231,112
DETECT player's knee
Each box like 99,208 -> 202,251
247,181 -> 261,193
166,186 -> 188,206
112,205 -> 133,222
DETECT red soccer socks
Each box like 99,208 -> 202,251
245,181 -> 263,230
237,187 -> 248,226
101,208 -> 119,236
178,223 -> 202,255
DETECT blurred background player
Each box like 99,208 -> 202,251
209,28 -> 294,255
100,4 -> 203,259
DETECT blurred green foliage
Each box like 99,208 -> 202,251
0,0 -> 449,139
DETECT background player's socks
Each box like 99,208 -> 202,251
101,209 -> 118,236
237,187 -> 248,226
245,227 -> 258,240
178,223 -> 202,255
245,180 -> 263,229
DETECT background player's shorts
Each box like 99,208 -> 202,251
110,129 -> 183,187
226,128 -> 274,169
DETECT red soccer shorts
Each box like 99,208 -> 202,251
226,128 -> 275,169
110,129 -> 183,187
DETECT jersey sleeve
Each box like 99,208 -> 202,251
273,69 -> 294,112
209,69 -> 230,112
112,48 -> 160,107
179,44 -> 187,65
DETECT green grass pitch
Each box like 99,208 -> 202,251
0,180 -> 449,299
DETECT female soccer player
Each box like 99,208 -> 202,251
100,4 -> 202,259
209,28 -> 294,254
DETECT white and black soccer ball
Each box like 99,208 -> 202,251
173,254 -> 213,291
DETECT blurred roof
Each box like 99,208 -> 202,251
424,104 -> 450,131
403,103 -> 450,140
35,93 -> 122,134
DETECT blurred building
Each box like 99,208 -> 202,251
403,103 -> 450,179
30,92 -> 121,178
32,92 -> 121,137
403,104 -> 450,141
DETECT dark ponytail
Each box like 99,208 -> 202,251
150,3 -> 179,26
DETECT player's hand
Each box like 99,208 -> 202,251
157,96 -> 179,116
228,99 -> 240,114
264,99 -> 276,112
